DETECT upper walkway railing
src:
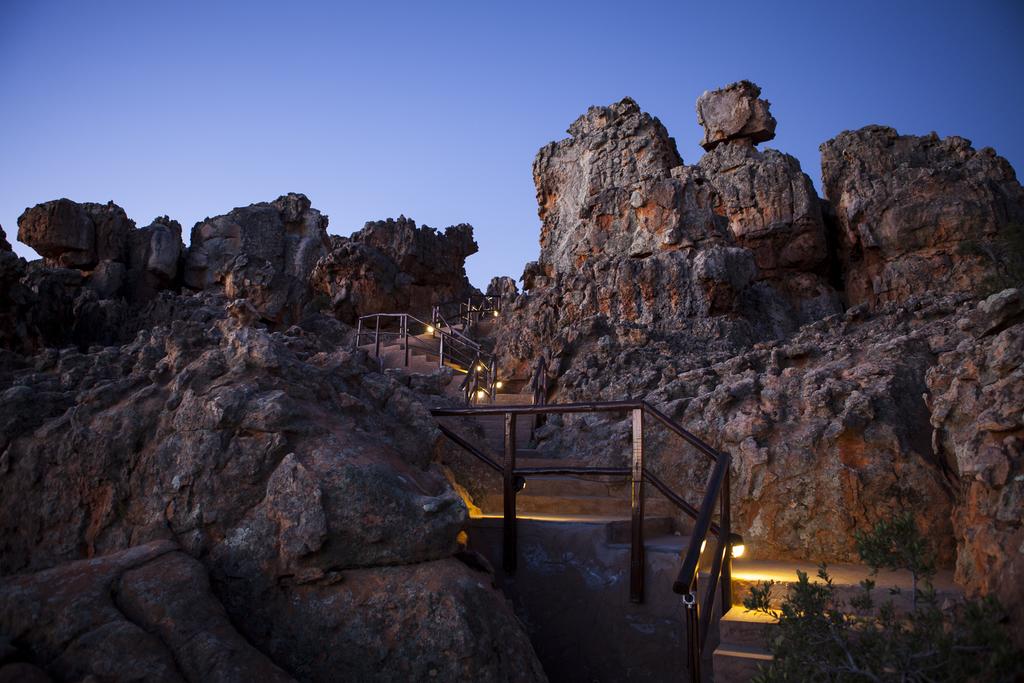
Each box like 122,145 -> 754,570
355,312 -> 498,403
430,399 -> 738,683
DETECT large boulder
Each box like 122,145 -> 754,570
311,216 -> 479,323
184,193 -> 329,325
0,296 -> 545,681
184,193 -> 329,290
696,80 -> 777,151
821,126 -> 1024,310
0,541 -> 293,682
17,199 -> 133,269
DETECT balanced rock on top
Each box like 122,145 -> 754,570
696,80 -> 777,151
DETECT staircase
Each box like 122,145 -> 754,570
355,306 -> 966,682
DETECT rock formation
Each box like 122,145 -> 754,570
484,82 -> 1024,640
696,80 -> 777,151
821,126 -> 1024,309
0,289 -> 545,681
1,196 -> 546,680
311,216 -> 479,323
2,77 -> 1022,676
185,193 -> 330,325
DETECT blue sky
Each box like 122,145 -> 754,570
2,0 -> 1022,288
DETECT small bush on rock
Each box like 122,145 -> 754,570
742,513 -> 1022,682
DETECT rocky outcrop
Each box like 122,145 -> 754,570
0,541 -> 293,682
486,275 -> 518,299
926,288 -> 1024,637
696,80 -> 777,151
821,126 -> 1024,309
311,216 -> 479,323
498,86 -> 840,382
184,193 -> 329,325
0,226 -> 35,353
0,292 -> 544,681
483,84 -> 1024,641
17,199 -> 133,270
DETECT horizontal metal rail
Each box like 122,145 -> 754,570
513,466 -> 631,477
431,398 -> 734,683
432,399 -> 641,418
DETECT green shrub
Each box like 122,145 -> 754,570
742,513 -> 1022,682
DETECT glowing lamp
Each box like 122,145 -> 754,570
700,539 -> 707,554
730,533 -> 745,558
477,364 -> 485,372
495,381 -> 503,389
476,390 -> 486,399
493,310 -> 499,317
426,325 -> 435,334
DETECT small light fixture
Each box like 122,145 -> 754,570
495,381 -> 503,389
426,325 -> 435,334
730,533 -> 745,559
514,475 -> 527,492
476,389 -> 486,399
493,310 -> 499,317
477,364 -> 484,372
700,539 -> 707,554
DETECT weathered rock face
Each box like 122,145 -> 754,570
499,87 -> 840,383
821,126 -> 1024,310
0,294 -> 545,681
125,216 -> 183,303
185,193 -> 329,290
17,199 -> 134,269
184,193 -> 329,325
0,541 -> 294,682
311,216 -> 479,323
926,288 -> 1024,639
486,275 -> 518,299
485,84 -> 1024,644
533,98 -> 685,276
696,80 -> 777,151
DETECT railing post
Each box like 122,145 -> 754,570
721,465 -> 733,612
685,576 -> 701,683
503,412 -> 518,574
403,315 -> 409,367
630,407 -> 645,603
438,334 -> 444,369
355,318 -> 362,349
374,316 -> 381,358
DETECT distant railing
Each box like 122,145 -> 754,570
432,294 -> 506,331
355,312 -> 498,403
431,399 -> 738,683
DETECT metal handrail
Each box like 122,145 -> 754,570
431,399 -> 735,683
356,311 -> 498,404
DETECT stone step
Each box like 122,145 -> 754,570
717,608 -> 777,650
712,643 -> 773,682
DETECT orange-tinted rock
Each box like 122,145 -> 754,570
696,80 -> 777,151
821,126 -> 1024,309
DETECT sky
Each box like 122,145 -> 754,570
1,1 -> 1022,288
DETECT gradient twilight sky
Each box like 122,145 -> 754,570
2,1 -> 1022,288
